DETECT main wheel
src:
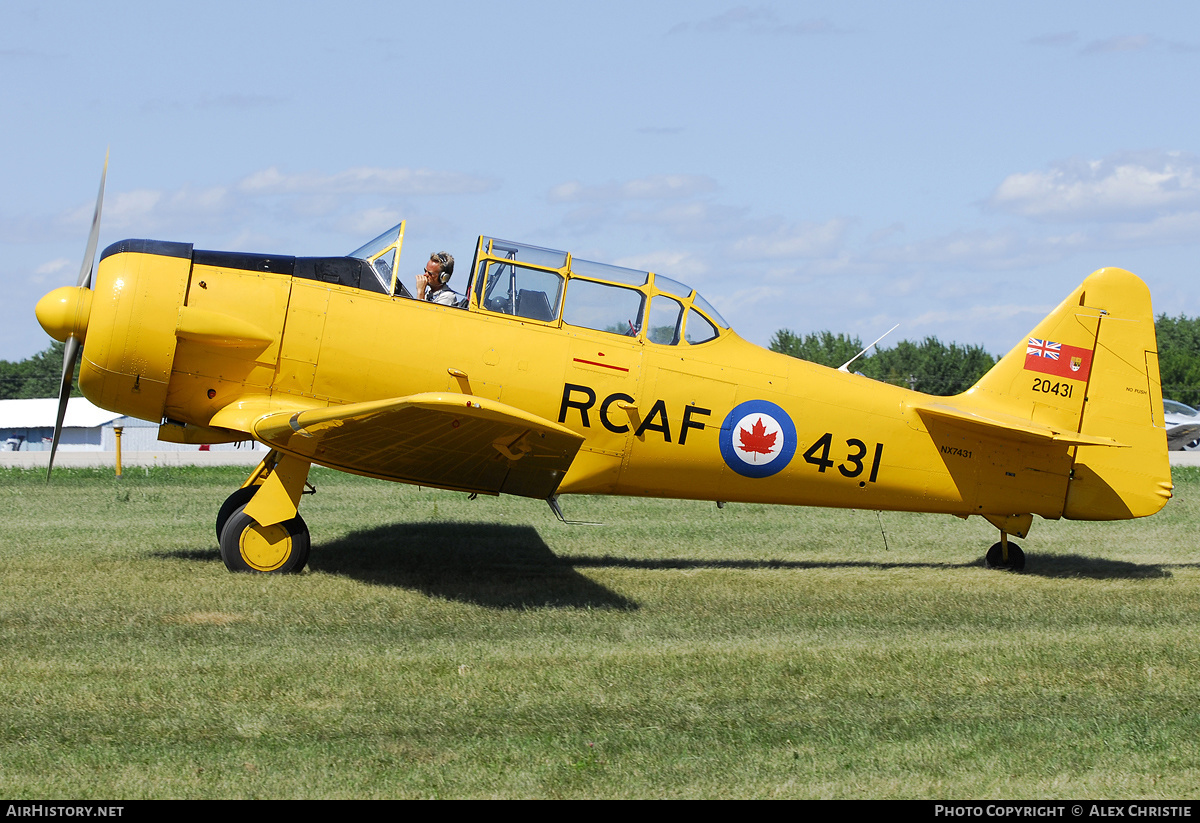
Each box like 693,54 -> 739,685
219,503 -> 310,573
215,486 -> 258,541
985,541 -> 1025,571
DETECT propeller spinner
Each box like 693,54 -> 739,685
33,152 -> 107,478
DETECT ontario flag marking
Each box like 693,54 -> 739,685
1023,337 -> 1093,381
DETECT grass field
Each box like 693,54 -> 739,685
1,465 -> 1198,799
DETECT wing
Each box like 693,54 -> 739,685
221,392 -> 585,499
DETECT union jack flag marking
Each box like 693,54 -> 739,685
1027,338 -> 1061,360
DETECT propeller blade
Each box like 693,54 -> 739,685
76,150 -> 108,290
47,337 -> 80,479
49,151 -> 107,479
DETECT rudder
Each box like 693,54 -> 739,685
1063,269 -> 1172,519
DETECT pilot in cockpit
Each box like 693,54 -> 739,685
416,252 -> 467,308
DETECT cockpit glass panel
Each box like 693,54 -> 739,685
483,237 -> 568,270
473,260 -> 487,306
652,274 -> 692,300
647,295 -> 684,345
481,261 -> 563,322
373,248 -> 396,289
348,223 -> 402,260
349,222 -> 404,293
468,232 -> 732,337
570,259 -> 649,287
683,307 -> 719,344
691,292 -> 729,329
563,279 -> 645,337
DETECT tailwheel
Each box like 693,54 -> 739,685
985,540 -> 1025,572
219,503 -> 310,574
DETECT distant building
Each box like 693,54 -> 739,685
0,397 -> 264,452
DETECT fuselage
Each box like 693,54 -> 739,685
67,233 -> 1170,526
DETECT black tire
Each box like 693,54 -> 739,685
219,503 -> 310,573
985,541 -> 1025,572
215,486 -> 259,541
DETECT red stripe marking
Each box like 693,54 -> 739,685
573,358 -> 629,372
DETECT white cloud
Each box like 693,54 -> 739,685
909,303 -> 1051,337
23,163 -> 498,250
867,222 -> 905,244
987,151 -> 1200,222
1078,34 -> 1200,55
102,188 -> 164,226
612,249 -> 709,280
237,166 -> 498,196
140,94 -> 286,114
95,186 -> 236,233
195,93 -> 286,111
1027,31 -> 1078,48
224,228 -> 283,253
29,257 -> 71,285
626,201 -> 749,240
731,218 -> 851,259
1082,34 -> 1157,54
669,7 -> 838,36
35,257 -> 71,275
333,207 -> 406,238
715,282 -> 790,318
549,174 -> 717,203
1105,210 -> 1200,244
871,227 -> 1095,272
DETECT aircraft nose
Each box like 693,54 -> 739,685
35,285 -> 93,343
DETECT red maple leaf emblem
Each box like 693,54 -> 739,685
738,417 -> 777,456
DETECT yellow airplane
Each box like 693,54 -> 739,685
35,162 -> 1172,574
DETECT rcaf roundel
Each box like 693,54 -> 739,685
719,399 -> 797,478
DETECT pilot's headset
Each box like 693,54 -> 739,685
431,252 -> 455,284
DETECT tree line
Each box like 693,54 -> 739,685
770,314 -> 1200,403
0,341 -> 76,400
3,315 -> 1200,404
1155,315 -> 1200,407
768,329 -> 998,395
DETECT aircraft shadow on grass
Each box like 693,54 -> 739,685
164,522 -> 638,611
162,521 -> 1181,609
567,552 -> 1176,580
314,521 -> 643,610
1010,552 -> 1176,580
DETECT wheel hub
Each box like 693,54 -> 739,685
238,521 -> 294,572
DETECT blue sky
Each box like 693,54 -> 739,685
3,1 -> 1199,361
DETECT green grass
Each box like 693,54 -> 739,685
1,465 -> 1199,798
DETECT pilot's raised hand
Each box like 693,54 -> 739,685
416,261 -> 440,300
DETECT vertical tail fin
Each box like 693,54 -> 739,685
964,267 -> 1171,520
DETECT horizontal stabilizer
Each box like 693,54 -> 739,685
913,402 -> 1127,448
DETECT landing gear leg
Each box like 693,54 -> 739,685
216,450 -> 314,574
982,514 -> 1030,572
